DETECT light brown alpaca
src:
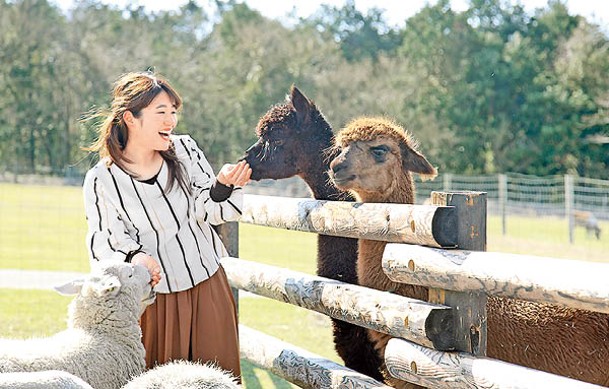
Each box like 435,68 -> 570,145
329,117 -> 436,389
329,117 -> 609,387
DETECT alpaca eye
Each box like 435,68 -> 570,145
370,146 -> 389,162
272,139 -> 285,147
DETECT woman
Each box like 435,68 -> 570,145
82,71 -> 250,379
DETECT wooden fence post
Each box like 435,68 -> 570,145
215,222 -> 240,309
565,174 -> 574,244
442,173 -> 453,191
498,173 -> 507,236
430,191 -> 487,356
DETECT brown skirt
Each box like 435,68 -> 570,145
140,266 -> 241,379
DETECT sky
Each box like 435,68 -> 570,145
52,0 -> 609,30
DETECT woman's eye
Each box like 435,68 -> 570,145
273,139 -> 284,147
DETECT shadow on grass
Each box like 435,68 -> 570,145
241,359 -> 296,388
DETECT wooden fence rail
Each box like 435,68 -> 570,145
241,194 -> 457,247
223,257 -> 455,350
240,325 -> 392,388
384,338 -> 603,389
217,193 -> 609,388
382,244 -> 609,314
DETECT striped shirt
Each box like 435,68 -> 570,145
83,135 -> 243,293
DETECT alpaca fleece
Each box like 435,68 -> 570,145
330,116 -> 609,387
0,262 -> 156,389
242,86 -> 384,381
0,370 -> 93,389
330,116 -> 437,389
124,360 -> 240,389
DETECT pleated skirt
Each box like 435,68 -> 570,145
140,266 -> 241,380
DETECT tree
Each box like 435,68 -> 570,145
304,0 -> 402,62
0,0 -> 82,174
395,0 -> 609,177
1,0 -> 608,179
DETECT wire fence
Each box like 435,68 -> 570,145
414,173 -> 609,220
243,173 -> 609,219
242,172 -> 609,243
2,168 -> 608,239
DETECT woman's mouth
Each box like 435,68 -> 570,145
158,131 -> 171,140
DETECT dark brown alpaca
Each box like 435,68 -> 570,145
242,86 -> 384,381
329,117 -> 609,387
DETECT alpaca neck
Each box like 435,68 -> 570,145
356,172 -> 414,204
357,239 -> 388,287
69,299 -> 143,341
301,140 -> 350,201
355,171 -> 427,300
304,169 -> 347,201
358,238 -> 428,300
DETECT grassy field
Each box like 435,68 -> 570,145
0,183 -> 330,388
1,182 -> 608,387
487,214 -> 609,262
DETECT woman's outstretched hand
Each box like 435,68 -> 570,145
217,160 -> 252,188
131,252 -> 162,287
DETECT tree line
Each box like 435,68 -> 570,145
1,0 -> 608,179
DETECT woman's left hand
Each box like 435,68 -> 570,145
131,252 -> 163,287
217,160 -> 252,187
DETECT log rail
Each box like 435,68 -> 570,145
216,192 -> 609,389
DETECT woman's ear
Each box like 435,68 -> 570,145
123,110 -> 135,127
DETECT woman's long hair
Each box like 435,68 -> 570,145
85,71 -> 189,193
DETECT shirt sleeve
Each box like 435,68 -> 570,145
184,136 -> 244,225
83,167 -> 143,265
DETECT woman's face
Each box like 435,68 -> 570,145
128,90 -> 178,152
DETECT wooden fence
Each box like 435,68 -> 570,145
216,192 -> 608,389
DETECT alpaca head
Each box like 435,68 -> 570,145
55,262 -> 156,330
329,117 -> 437,203
242,85 -> 334,181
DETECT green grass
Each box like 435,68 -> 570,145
1,182 -> 608,387
0,183 -> 328,388
487,214 -> 609,262
0,289 -> 73,337
238,224 -> 318,274
0,183 -> 89,272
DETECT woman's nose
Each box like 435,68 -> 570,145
164,114 -> 177,127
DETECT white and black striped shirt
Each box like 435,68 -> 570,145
83,135 -> 243,293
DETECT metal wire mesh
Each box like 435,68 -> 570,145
242,173 -> 609,221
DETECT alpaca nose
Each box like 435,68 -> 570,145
243,140 -> 262,159
244,142 -> 256,154
330,153 -> 347,174
331,161 -> 344,175
241,141 -> 263,180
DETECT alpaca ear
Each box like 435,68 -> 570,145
400,143 -> 438,180
54,278 -> 85,296
289,85 -> 312,127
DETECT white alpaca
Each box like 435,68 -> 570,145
0,262 -> 156,389
0,361 -> 240,389
0,370 -> 94,388
124,360 -> 241,389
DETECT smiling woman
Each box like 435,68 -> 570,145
84,72 -> 188,194
81,71 -> 251,382
121,91 -> 179,180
